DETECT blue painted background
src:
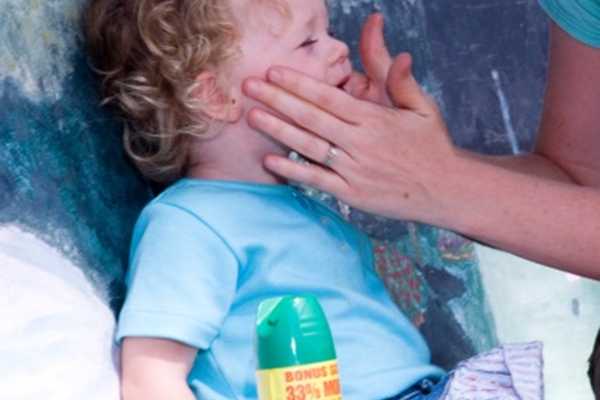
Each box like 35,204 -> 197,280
329,0 -> 548,156
0,0 -> 151,310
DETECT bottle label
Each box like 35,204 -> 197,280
257,359 -> 342,400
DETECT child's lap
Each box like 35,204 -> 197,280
386,376 -> 449,400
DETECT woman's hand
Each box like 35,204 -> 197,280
243,16 -> 600,278
243,52 -> 460,224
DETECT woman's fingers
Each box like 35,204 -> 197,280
245,68 -> 363,125
248,108 -> 352,171
263,154 -> 350,198
244,78 -> 356,149
387,53 -> 432,115
344,72 -> 369,99
360,13 -> 392,85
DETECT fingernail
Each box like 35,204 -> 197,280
268,68 -> 283,83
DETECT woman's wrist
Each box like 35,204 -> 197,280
427,148 -> 576,234
405,146 -> 475,231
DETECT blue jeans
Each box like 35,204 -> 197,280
384,376 -> 449,400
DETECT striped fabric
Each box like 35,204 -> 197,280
442,342 -> 544,399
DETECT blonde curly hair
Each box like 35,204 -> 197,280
85,0 -> 284,183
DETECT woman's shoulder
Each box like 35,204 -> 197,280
539,0 -> 600,48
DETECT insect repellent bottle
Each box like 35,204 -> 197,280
256,295 -> 342,400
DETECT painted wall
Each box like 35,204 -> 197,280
0,0 -> 151,309
477,245 -> 600,400
329,0 -> 548,155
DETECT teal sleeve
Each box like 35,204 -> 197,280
115,201 -> 239,349
539,0 -> 600,47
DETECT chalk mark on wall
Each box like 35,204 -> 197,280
491,69 -> 520,155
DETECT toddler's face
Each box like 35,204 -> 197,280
230,0 -> 352,108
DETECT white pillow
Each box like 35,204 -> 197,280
0,226 -> 120,400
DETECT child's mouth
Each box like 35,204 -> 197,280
336,75 -> 351,91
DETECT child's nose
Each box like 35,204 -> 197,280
328,39 -> 350,66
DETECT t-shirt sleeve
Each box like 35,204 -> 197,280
539,0 -> 600,47
115,201 -> 240,350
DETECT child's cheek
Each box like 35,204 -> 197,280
302,58 -> 329,82
284,55 -> 319,81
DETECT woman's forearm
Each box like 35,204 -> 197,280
434,154 -> 600,279
464,150 -> 575,183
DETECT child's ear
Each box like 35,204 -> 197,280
194,72 -> 242,123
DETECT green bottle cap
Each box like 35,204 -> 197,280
256,295 -> 337,370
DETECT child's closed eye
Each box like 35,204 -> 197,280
298,37 -> 318,48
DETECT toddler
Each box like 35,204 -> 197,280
85,1 -> 542,399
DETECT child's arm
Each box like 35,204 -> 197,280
120,337 -> 198,400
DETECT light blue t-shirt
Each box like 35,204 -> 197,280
116,179 -> 443,400
539,0 -> 600,47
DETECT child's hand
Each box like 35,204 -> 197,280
343,14 -> 393,107
121,338 -> 197,400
